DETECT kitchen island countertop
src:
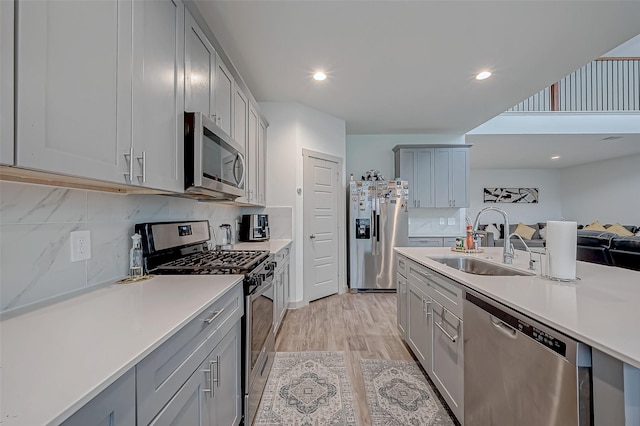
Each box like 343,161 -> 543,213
395,246 -> 640,369
0,274 -> 244,426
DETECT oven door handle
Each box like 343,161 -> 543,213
203,308 -> 225,324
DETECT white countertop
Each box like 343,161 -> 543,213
233,239 -> 292,253
395,247 -> 640,369
0,274 -> 244,426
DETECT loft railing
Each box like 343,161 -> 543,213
508,58 -> 640,112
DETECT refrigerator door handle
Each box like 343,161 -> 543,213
376,212 -> 380,243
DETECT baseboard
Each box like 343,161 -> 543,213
287,299 -> 309,309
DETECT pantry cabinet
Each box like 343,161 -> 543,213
0,0 -> 14,165
15,0 -> 132,182
435,147 -> 470,208
61,369 -> 135,426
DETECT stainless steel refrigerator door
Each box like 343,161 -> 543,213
373,183 -> 408,290
348,182 -> 376,290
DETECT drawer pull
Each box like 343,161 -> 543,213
435,320 -> 458,343
204,308 -> 225,324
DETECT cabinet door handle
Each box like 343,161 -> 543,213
137,151 -> 146,183
212,356 -> 220,388
203,308 -> 225,324
411,268 -> 432,280
123,147 -> 134,182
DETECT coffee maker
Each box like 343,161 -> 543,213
239,214 -> 270,241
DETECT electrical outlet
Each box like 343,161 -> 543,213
70,230 -> 91,262
439,218 -> 445,225
448,218 -> 456,225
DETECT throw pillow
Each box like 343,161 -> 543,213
606,223 -> 634,237
584,220 -> 607,231
485,223 -> 500,240
514,222 -> 536,240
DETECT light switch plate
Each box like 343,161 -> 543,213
439,218 -> 445,225
70,230 -> 91,262
448,218 -> 456,225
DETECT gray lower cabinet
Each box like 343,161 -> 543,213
407,280 -> 432,369
274,247 -> 290,335
61,369 -> 135,426
401,257 -> 464,424
431,301 -> 464,422
150,322 -> 242,426
396,273 -> 408,338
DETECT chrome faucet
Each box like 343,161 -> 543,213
472,206 -> 512,264
508,232 -> 535,270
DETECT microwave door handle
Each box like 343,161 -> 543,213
234,152 -> 246,187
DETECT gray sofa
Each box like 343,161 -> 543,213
478,222 -> 546,250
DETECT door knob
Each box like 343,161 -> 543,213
309,234 -> 316,239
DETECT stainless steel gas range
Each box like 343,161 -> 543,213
136,220 -> 275,426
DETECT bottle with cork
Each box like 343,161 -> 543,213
465,225 -> 475,251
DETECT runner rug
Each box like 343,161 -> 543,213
254,351 -> 358,425
360,359 -> 456,426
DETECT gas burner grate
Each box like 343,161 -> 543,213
156,250 -> 269,274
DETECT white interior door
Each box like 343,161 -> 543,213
303,150 -> 342,302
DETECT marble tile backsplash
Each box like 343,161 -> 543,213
0,181 -> 244,313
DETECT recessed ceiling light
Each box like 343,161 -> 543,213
313,71 -> 327,81
551,156 -> 560,160
475,71 -> 492,80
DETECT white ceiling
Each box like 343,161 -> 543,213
193,1 -> 640,167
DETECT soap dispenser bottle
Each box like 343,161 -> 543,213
130,233 -> 143,279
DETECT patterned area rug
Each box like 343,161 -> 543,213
254,351 -> 358,425
360,359 -> 456,426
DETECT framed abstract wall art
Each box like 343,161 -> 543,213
483,187 -> 539,203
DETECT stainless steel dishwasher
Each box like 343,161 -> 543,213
464,291 -> 592,426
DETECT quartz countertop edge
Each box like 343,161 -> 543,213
394,246 -> 640,369
0,274 -> 244,426
233,239 -> 292,253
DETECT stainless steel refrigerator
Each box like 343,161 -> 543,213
348,180 -> 409,291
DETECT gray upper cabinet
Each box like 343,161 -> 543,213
394,147 -> 434,208
234,85 -> 250,203
394,145 -> 470,209
15,0 -> 132,182
131,0 -> 185,193
185,10 -> 215,118
258,118 -> 267,206
0,0 -> 14,165
435,147 -> 470,208
246,103 -> 259,204
214,54 -> 234,137
61,369 -> 135,426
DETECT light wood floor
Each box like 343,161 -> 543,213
275,292 -> 414,426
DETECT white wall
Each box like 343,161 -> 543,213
260,102 -> 346,305
560,154 -> 640,225
0,181 -> 242,313
468,169 -> 563,225
346,134 -> 465,182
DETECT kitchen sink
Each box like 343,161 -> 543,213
428,257 -> 534,277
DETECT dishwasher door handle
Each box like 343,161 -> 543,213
490,316 -> 517,338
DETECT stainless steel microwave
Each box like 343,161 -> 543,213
184,112 -> 245,200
